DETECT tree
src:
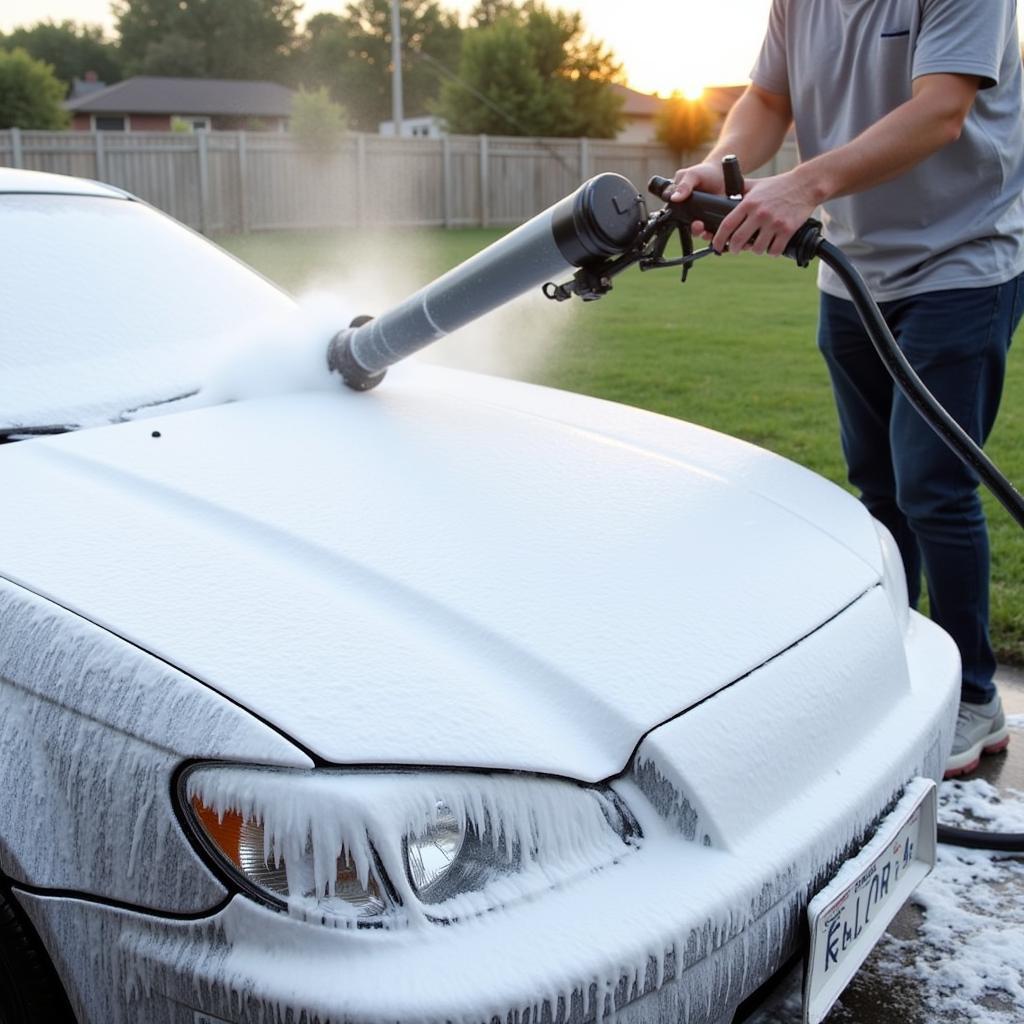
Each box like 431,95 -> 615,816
437,2 -> 624,138
435,19 -> 545,135
113,0 -> 300,80
135,33 -> 208,77
0,48 -> 69,129
296,1 -> 462,133
467,0 -> 517,28
655,94 -> 716,156
0,20 -> 122,94
290,86 -> 348,152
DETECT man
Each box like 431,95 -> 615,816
669,0 -> 1024,778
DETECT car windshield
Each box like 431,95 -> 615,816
0,192 -> 293,433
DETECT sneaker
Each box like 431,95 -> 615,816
944,695 -> 1010,779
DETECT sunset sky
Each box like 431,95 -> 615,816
0,0 -> 776,93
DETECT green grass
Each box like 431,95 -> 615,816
214,227 -> 1024,665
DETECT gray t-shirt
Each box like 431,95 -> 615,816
752,0 -> 1024,301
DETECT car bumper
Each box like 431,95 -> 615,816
20,589 -> 959,1024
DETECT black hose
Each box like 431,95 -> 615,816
937,824 -> 1024,851
816,240 -> 1024,531
815,240 -> 1024,853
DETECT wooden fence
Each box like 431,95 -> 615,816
0,128 -> 799,235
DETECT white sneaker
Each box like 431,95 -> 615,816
944,695 -> 1010,779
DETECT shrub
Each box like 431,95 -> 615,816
290,86 -> 348,153
0,47 -> 69,129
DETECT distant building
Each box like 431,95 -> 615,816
65,76 -> 294,132
613,83 -> 751,145
378,116 -> 446,139
612,84 -> 666,144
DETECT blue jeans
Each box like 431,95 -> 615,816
818,274 -> 1024,704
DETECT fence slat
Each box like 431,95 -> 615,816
479,134 -> 490,228
94,131 -> 105,181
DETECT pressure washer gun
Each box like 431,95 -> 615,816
326,156 -> 1024,533
542,155 -> 822,302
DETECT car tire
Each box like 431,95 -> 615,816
0,882 -> 75,1024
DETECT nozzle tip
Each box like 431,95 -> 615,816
327,323 -> 387,392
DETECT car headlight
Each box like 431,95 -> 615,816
181,766 -> 639,926
874,519 -> 910,634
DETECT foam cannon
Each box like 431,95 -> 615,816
327,174 -> 647,391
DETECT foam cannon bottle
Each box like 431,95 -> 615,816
327,174 -> 646,391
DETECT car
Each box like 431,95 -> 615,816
0,167 -> 959,1024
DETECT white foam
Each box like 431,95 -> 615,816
187,767 -> 632,926
749,777 -> 1024,1023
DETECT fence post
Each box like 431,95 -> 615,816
479,134 -> 490,228
10,127 -> 23,168
442,135 -> 453,229
356,133 -> 367,228
94,131 -> 106,182
236,131 -> 249,234
579,136 -> 590,180
196,130 -> 210,234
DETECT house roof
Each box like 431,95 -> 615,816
64,77 -> 295,117
612,84 -> 666,118
614,83 -> 749,121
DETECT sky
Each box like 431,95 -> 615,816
0,0 -> 775,93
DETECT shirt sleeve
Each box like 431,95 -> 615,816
750,0 -> 790,95
913,0 -> 1012,89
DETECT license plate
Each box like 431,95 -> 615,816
803,778 -> 937,1024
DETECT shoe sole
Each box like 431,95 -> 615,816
943,728 -> 1010,779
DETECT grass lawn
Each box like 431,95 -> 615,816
215,226 -> 1024,665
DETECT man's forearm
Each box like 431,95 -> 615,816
708,73 -> 980,257
704,86 -> 792,174
793,77 -> 976,204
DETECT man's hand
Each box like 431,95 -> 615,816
711,169 -> 819,256
663,84 -> 795,238
663,161 -> 734,240
665,162 -> 726,203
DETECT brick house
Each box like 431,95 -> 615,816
65,76 -> 294,132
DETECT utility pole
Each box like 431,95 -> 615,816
390,0 -> 404,137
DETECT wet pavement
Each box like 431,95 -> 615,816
747,668 -> 1024,1024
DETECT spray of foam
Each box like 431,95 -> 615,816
197,290 -> 354,406
147,232 -> 580,416
314,232 -> 581,383
300,230 -> 581,384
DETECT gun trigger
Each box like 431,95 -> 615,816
680,226 -> 694,283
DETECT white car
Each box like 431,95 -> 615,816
0,168 -> 959,1024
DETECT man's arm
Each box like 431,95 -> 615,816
710,73 -> 981,257
667,84 -> 793,201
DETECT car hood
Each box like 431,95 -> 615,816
0,365 -> 881,780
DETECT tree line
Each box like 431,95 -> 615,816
0,0 -> 632,138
